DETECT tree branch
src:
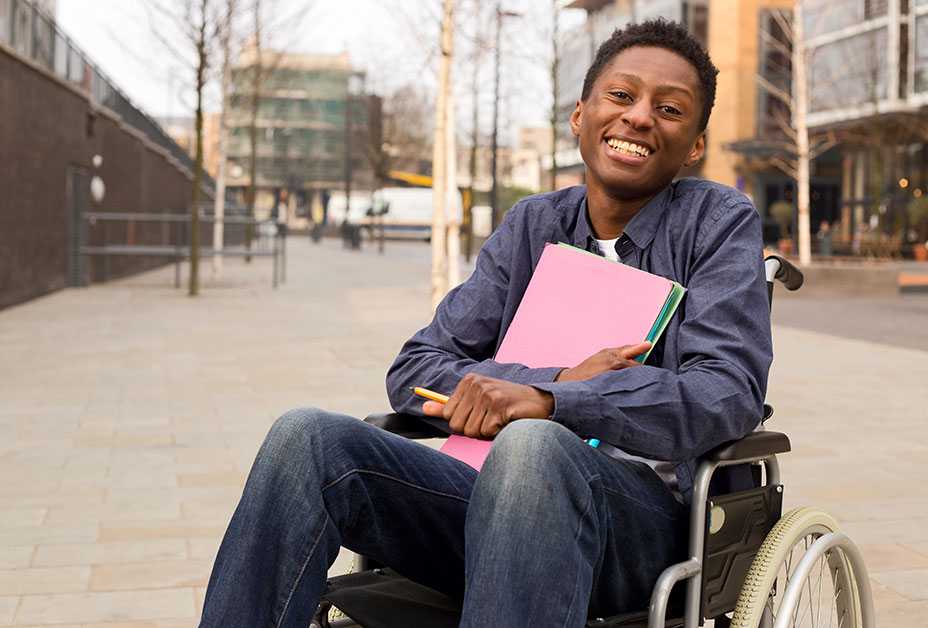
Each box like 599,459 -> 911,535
756,73 -> 792,108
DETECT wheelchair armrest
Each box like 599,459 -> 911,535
706,430 -> 790,463
364,412 -> 451,440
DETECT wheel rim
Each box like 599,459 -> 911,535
765,525 -> 856,627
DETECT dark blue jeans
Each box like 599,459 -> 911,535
198,408 -> 688,628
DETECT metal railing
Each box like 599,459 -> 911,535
0,0 -> 198,174
79,211 -> 287,289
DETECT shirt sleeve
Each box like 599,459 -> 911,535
385,210 -> 562,415
532,202 -> 773,462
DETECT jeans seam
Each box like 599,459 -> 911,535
276,510 -> 330,628
562,473 -> 599,628
321,468 -> 471,505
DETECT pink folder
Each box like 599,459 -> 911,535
440,243 -> 675,471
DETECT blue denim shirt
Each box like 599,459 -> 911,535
386,179 -> 773,499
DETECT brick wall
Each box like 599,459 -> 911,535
0,46 -> 196,309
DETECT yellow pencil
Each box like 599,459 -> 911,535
411,386 -> 449,404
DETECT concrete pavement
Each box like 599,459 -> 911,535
0,237 -> 925,626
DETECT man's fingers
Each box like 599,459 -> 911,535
463,404 -> 488,438
618,341 -> 652,360
422,400 -> 445,417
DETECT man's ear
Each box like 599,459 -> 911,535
684,133 -> 705,167
569,100 -> 583,138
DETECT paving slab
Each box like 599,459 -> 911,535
1,237 -> 925,625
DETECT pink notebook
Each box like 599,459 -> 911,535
440,243 -> 679,470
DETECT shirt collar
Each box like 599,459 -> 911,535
573,184 -> 673,250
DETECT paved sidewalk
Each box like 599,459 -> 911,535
0,238 -> 925,626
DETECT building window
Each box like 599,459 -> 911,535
864,0 -> 888,19
758,9 -> 792,138
804,0 -> 863,39
916,14 -> 928,92
808,28 -> 888,112
0,0 -> 10,45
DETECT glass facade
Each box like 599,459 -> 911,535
804,0 -> 866,39
227,62 -> 375,195
917,14 -> 928,93
808,28 -> 888,112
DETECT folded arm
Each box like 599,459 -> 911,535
532,204 -> 773,462
385,214 -> 561,415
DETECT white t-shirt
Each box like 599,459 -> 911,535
594,235 -> 680,497
595,237 -> 621,263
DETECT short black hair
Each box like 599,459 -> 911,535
580,19 -> 719,131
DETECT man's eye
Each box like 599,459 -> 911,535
660,105 -> 682,115
610,90 -> 632,101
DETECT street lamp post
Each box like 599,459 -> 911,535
490,4 -> 521,232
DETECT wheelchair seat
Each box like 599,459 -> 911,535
320,566 -> 684,628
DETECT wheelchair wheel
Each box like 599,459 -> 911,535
730,507 -> 863,628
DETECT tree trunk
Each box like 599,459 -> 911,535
431,0 -> 455,311
245,0 -> 262,262
550,0 -> 559,191
213,0 -> 235,278
466,14 -> 480,264
189,0 -> 208,297
793,0 -> 811,266
446,67 -> 460,289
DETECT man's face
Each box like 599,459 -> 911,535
570,46 -> 706,201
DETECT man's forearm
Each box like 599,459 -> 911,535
533,361 -> 765,462
386,346 -> 562,415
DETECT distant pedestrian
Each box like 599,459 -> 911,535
817,220 -> 832,257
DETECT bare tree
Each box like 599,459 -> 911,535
432,0 -> 456,310
212,0 -> 237,278
752,5 -> 838,266
550,0 -> 559,191
145,0 -> 224,295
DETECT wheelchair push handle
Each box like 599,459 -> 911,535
764,255 -> 803,291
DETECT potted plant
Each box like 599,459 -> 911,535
768,200 -> 794,255
907,196 -> 928,261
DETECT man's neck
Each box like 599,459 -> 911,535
586,183 -> 660,240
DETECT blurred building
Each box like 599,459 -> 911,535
225,49 -> 381,228
510,127 -> 554,192
801,0 -> 928,257
725,0 -> 928,257
456,144 -> 513,194
157,116 -> 196,157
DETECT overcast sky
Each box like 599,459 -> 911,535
56,1 -> 585,140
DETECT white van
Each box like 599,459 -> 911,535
326,187 -> 463,240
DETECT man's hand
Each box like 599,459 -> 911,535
555,342 -> 651,383
421,373 -> 554,439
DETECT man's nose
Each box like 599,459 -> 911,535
620,98 -> 654,130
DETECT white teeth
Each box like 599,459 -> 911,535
606,138 -> 650,157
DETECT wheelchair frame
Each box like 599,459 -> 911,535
320,256 -> 876,628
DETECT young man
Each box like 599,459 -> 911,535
199,20 -> 772,628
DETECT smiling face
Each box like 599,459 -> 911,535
570,46 -> 706,203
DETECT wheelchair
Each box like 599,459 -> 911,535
313,256 -> 876,628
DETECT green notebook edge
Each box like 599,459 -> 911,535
637,281 -> 685,363
553,242 -> 685,364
